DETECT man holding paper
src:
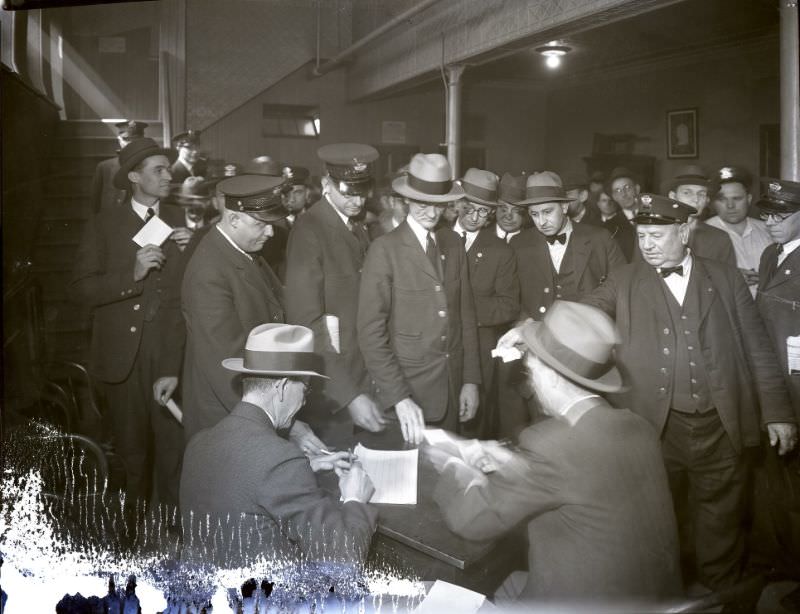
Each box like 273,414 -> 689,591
71,137 -> 190,509
431,301 -> 682,603
180,323 -> 377,568
285,143 -> 386,440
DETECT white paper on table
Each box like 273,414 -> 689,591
165,398 -> 183,424
787,335 -> 800,375
324,314 -> 341,354
350,443 -> 418,504
132,215 -> 173,247
414,580 -> 486,614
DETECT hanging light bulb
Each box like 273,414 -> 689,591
535,40 -> 572,70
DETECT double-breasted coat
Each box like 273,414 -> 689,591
181,226 -> 285,442
357,222 -> 482,423
285,199 -> 372,410
583,257 -> 795,451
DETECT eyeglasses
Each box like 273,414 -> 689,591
463,206 -> 491,219
759,211 -> 795,223
613,184 -> 636,195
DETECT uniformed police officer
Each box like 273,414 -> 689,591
170,130 -> 206,183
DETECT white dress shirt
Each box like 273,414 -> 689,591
659,251 -> 693,306
131,197 -> 159,221
453,220 -> 479,252
779,238 -> 800,266
547,219 -> 574,273
495,225 -> 520,243
406,213 -> 433,250
706,216 -> 772,272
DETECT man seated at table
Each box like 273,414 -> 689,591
429,301 -> 682,604
180,323 -> 378,568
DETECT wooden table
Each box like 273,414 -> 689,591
322,426 -> 525,596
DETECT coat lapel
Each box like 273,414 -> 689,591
320,198 -> 363,257
636,262 -> 673,326
691,258 -> 717,326
564,225 -> 591,279
399,221 -> 441,281
762,247 -> 800,291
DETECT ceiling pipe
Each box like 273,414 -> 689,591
312,0 -> 443,77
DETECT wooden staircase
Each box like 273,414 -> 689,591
34,119 -> 162,365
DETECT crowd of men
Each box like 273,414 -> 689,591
70,119 -> 800,606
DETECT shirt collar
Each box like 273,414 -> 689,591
406,213 -> 432,248
452,220 -> 478,238
559,394 -> 601,426
782,237 -> 800,258
544,218 -> 573,243
131,197 -> 159,221
656,249 -> 693,277
325,193 -> 351,227
495,225 -> 520,240
215,224 -> 253,261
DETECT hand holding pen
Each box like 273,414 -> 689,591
308,447 -> 357,474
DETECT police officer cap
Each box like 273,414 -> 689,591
217,174 -> 290,222
115,120 -> 148,139
172,130 -> 201,148
756,178 -> 800,214
708,166 -> 751,198
318,143 -> 379,196
282,165 -> 310,186
633,193 -> 697,225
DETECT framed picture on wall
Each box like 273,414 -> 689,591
666,108 -> 698,159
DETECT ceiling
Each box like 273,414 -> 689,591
464,0 -> 779,88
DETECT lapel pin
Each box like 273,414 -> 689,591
786,269 -> 791,275
477,252 -> 483,258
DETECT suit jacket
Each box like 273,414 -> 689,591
367,210 -> 400,241
90,157 -> 126,214
357,222 -> 482,422
583,257 -> 795,451
181,226 -> 285,442
260,218 -> 291,283
585,212 -> 636,262
757,244 -> 800,419
285,199 -> 372,410
434,398 -> 682,601
690,221 -> 737,267
169,159 -> 206,184
180,401 -> 377,567
70,201 -> 185,382
511,223 -> 626,320
466,228 -> 519,391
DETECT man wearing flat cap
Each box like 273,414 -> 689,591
181,174 -> 326,455
751,179 -> 800,587
180,323 -> 377,568
510,171 -> 625,321
433,301 -> 682,603
666,165 -> 736,268
90,120 -> 147,213
170,130 -> 206,183
582,193 -> 797,590
452,168 -> 519,437
705,166 -> 771,297
358,153 -> 481,444
71,137 -> 188,509
285,144 -> 386,442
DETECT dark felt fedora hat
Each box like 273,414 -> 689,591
458,168 -> 499,206
519,300 -> 626,393
114,138 -> 176,190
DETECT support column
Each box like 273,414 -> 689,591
779,0 -> 799,180
445,65 -> 465,179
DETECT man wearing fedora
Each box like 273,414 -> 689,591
510,170 -> 625,321
170,130 -> 206,183
285,144 -> 386,442
751,179 -> 800,595
180,323 -> 378,568
181,175 -> 296,443
666,165 -> 736,268
358,153 -> 481,444
452,168 -> 519,438
561,172 -> 601,225
494,173 -> 529,244
432,301 -> 682,603
582,193 -> 797,590
90,119 -> 147,214
71,137 -> 189,509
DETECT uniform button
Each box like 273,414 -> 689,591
435,285 -> 442,292
659,387 -> 666,393
440,336 -> 446,342
543,287 -> 550,294
130,326 -> 137,333
539,306 -> 546,314
438,310 -> 446,317
133,304 -> 140,311
445,353 -> 450,358
681,315 -> 687,320
663,348 -> 670,355
556,294 -> 562,299
691,378 -> 697,384
689,361 -> 696,367
358,268 -> 362,274
684,330 -> 691,335
663,328 -> 670,335
692,393 -> 700,399
120,291 -> 125,296
556,284 -> 562,290
660,368 -> 668,374
687,345 -> 694,351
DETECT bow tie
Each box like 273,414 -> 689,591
659,265 -> 684,278
545,233 -> 566,245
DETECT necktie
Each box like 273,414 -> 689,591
776,243 -> 784,255
545,233 -> 566,245
461,231 -> 468,245
144,207 -> 155,223
659,265 -> 683,278
426,232 -> 441,277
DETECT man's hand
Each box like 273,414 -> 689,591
153,376 -> 178,406
170,227 -> 194,251
288,420 -> 327,456
309,451 -> 352,473
134,244 -> 165,281
495,320 -> 533,351
395,398 -> 426,445
767,422 -> 799,456
347,394 -> 387,432
459,383 -> 479,422
739,268 -> 759,286
338,461 -> 375,503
